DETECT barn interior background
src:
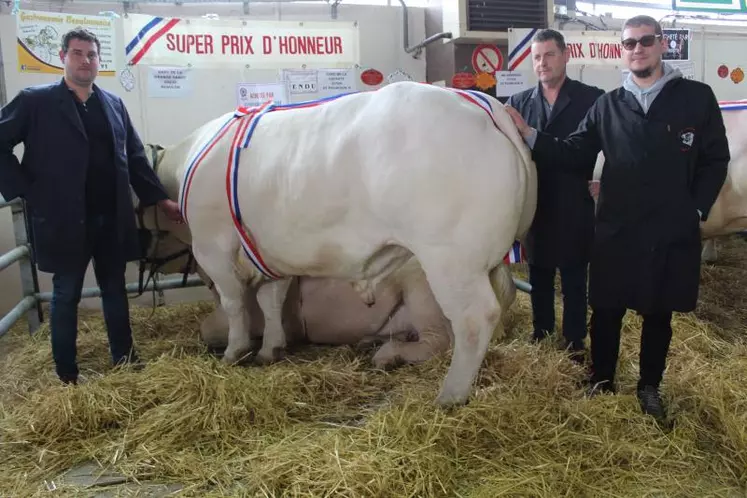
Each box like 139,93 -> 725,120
0,0 -> 746,319
1,1 -> 747,496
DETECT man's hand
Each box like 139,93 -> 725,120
504,105 -> 533,139
158,199 -> 184,224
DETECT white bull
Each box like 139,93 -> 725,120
133,209 -> 517,370
197,259 -> 517,369
590,102 -> 747,262
143,82 -> 537,405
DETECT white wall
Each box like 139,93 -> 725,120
0,0 -> 427,317
533,15 -> 747,100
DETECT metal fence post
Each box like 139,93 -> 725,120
11,200 -> 42,334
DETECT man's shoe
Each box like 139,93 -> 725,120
561,339 -> 586,364
585,378 -> 616,397
59,375 -> 77,385
113,351 -> 145,371
531,329 -> 551,343
637,385 -> 667,424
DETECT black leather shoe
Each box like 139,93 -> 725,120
637,385 -> 667,424
585,378 -> 616,397
59,375 -> 78,385
113,352 -> 144,371
531,329 -> 551,343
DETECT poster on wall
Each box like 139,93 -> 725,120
318,69 -> 356,94
672,0 -> 744,13
509,28 -> 625,70
123,13 -> 360,69
279,68 -> 356,97
237,82 -> 289,108
663,28 -> 690,60
16,9 -> 117,75
147,66 -> 194,98
495,71 -> 531,97
280,69 -> 318,94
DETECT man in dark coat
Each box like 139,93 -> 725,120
0,28 -> 184,384
507,29 -> 604,357
506,15 -> 730,422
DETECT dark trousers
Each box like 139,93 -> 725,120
589,307 -> 673,390
50,214 -> 136,381
529,263 -> 588,344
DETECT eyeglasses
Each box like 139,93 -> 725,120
621,34 -> 661,51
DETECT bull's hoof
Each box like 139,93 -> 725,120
254,347 -> 286,366
221,350 -> 247,365
372,343 -> 406,370
434,389 -> 470,408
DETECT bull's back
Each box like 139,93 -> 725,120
204,82 -> 528,273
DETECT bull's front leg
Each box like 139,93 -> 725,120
192,245 -> 254,365
255,278 -> 292,365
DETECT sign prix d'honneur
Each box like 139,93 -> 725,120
508,27 -> 691,70
122,14 -> 360,69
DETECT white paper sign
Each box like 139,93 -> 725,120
318,68 -> 356,94
668,60 -> 696,80
147,66 -> 193,98
280,69 -> 319,94
237,82 -> 289,108
495,71 -> 530,97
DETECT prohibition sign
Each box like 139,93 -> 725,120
471,44 -> 504,73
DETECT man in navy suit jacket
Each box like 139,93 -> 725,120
0,28 -> 183,384
506,29 -> 604,359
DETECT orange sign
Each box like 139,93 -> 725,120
475,71 -> 496,90
731,67 -> 744,84
451,72 -> 476,89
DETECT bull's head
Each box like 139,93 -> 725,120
132,143 -> 197,292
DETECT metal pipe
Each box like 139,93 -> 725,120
35,275 -> 206,302
0,28 -> 6,108
513,277 -> 531,294
11,201 -> 43,332
0,245 -> 29,272
0,296 -> 37,338
397,0 -> 451,57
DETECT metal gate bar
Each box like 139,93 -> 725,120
0,195 -> 531,339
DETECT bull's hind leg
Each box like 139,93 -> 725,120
192,243 -> 254,365
420,262 -> 502,406
255,278 -> 292,365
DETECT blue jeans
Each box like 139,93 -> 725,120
50,214 -> 137,381
529,263 -> 589,346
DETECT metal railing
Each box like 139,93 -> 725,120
0,195 -> 205,338
0,195 -> 531,339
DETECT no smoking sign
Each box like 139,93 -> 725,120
471,44 -> 504,74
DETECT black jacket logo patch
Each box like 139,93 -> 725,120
680,128 -> 695,151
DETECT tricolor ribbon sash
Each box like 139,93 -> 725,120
719,99 -> 747,111
180,86 -> 526,279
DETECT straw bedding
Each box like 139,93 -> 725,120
0,238 -> 746,497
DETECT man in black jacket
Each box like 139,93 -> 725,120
506,15 -> 729,422
0,29 -> 183,384
507,29 -> 604,358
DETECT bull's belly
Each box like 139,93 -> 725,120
299,277 -> 402,344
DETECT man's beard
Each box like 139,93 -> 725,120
632,66 -> 654,78
631,61 -> 659,79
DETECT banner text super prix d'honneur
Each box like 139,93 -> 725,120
123,14 -> 361,69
